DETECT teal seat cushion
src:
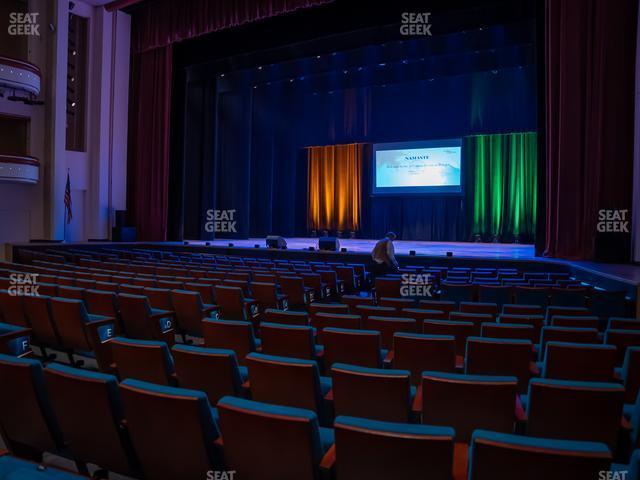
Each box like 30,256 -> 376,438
0,455 -> 85,478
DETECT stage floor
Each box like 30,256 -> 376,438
185,237 -> 640,288
192,238 -> 536,259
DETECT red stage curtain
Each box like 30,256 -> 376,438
128,46 -> 172,241
307,144 -> 363,233
544,0 -> 637,259
128,0 -> 333,240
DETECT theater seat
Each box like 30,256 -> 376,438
617,347 -> 640,404
538,326 -> 600,360
525,378 -> 624,450
308,302 -> 349,317
331,363 -> 414,422
550,315 -> 599,330
117,293 -> 175,345
214,285 -> 259,323
110,337 -> 175,385
392,333 -> 457,384
449,312 -> 493,335
217,396 -> 333,480
119,379 -> 222,480
49,297 -> 115,369
264,308 -> 309,326
542,342 -> 616,382
23,295 -> 62,354
83,289 -> 122,333
374,278 -> 402,299
171,289 -> 218,338
477,285 -> 512,308
259,322 -> 321,361
419,299 -> 457,314
202,319 -> 260,366
400,308 -> 448,328
481,322 -> 537,344
362,316 -> 417,349
465,337 -> 533,393
331,415 -> 455,480
0,354 -> 64,454
172,344 -> 246,403
468,429 -> 612,480
44,363 -> 140,477
608,318 -> 640,331
605,329 -> 640,366
322,327 -> 386,369
340,294 -> 375,312
251,282 -> 288,311
378,297 -> 416,309
0,290 -> 29,327
460,302 -> 499,318
245,353 -> 331,421
420,371 -> 518,442
312,313 -> 361,342
502,304 -> 544,316
422,320 -> 475,356
279,276 -> 314,307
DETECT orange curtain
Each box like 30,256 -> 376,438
307,143 -> 363,232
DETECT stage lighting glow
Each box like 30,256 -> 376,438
257,66 -> 263,70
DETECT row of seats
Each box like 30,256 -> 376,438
1,353 -> 638,480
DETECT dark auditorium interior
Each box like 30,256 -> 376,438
1,0 -> 640,478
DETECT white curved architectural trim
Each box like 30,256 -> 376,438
0,56 -> 41,96
0,155 -> 40,184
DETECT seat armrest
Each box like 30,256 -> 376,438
529,361 -> 540,376
202,305 -> 218,315
149,310 -> 175,320
0,327 -> 31,341
412,386 -> 422,413
323,389 -> 333,401
383,349 -> 394,364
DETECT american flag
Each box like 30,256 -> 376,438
64,171 -> 72,224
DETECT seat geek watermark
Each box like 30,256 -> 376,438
400,12 -> 432,36
400,274 -> 433,298
599,470 -> 627,480
597,209 -> 629,233
206,470 -> 236,480
205,209 -> 237,233
8,273 -> 40,296
8,12 -> 40,36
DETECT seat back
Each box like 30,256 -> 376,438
341,294 -> 375,312
378,297 -> 416,309
251,282 -> 280,309
264,308 -> 308,326
246,353 -> 323,414
539,327 -> 600,359
49,297 -> 92,351
23,295 -> 59,347
0,291 -> 28,327
449,311 -> 493,335
481,322 -> 537,343
323,327 -> 383,369
84,289 -> 118,317
543,342 -> 616,382
119,379 -> 221,480
279,276 -> 309,304
374,278 -> 402,299
514,287 -> 550,306
422,320 -> 474,356
217,396 -> 325,480
419,300 -> 457,314
312,313 -> 360,342
621,346 -> 640,403
259,322 -> 316,360
546,305 -> 590,321
172,345 -> 243,404
214,285 -> 246,320
393,333 -> 456,384
499,314 -> 544,339
0,354 -> 63,452
143,287 -> 173,310
460,302 -> 499,318
363,316 -> 416,349
401,308 -> 448,327
332,363 -> 413,422
502,303 -> 544,316
202,319 -> 257,365
355,305 -> 397,320
45,363 -> 138,476
184,283 -> 215,304
421,371 -> 518,442
526,378 -> 624,450
117,293 -> 157,339
608,317 -> 640,330
334,415 -> 455,480
171,290 -> 207,336
468,429 -> 612,480
111,337 -> 174,385
605,329 -> 640,365
465,337 -> 532,393
308,303 -> 349,317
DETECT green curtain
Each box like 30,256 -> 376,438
465,132 -> 537,241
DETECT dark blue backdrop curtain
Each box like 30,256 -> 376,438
211,65 -> 537,240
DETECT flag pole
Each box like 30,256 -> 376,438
63,168 -> 68,243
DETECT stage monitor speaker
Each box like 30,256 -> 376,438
318,237 -> 340,251
115,210 -> 128,228
266,236 -> 287,249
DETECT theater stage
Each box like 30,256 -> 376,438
188,238 -> 536,260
